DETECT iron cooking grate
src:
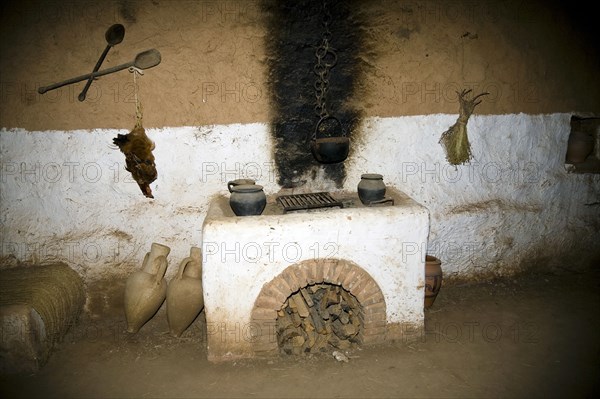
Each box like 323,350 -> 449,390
277,192 -> 343,213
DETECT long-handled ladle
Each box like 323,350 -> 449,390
78,24 -> 125,102
38,49 -> 161,95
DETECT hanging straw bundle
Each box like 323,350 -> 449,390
439,89 -> 488,165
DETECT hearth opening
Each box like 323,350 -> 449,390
276,283 -> 362,355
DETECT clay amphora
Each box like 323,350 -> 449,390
124,242 -> 170,333
424,255 -> 443,309
358,173 -> 386,204
167,247 -> 204,337
229,184 -> 267,216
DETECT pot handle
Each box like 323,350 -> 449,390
140,252 -> 150,271
312,116 -> 344,141
152,255 -> 168,286
177,257 -> 193,280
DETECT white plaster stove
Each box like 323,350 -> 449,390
201,186 -> 430,362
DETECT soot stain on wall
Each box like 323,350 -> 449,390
263,0 -> 366,188
118,0 -> 137,23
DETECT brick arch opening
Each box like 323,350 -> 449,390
250,258 -> 386,356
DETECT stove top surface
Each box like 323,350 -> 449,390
208,186 -> 418,218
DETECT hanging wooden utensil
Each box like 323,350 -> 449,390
38,49 -> 161,94
78,24 -> 125,102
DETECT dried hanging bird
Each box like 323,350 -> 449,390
113,125 -> 157,198
113,67 -> 157,198
439,89 -> 489,165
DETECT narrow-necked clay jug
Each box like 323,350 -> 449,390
424,255 -> 443,309
167,247 -> 204,337
124,242 -> 170,333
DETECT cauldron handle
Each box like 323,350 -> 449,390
312,116 -> 345,142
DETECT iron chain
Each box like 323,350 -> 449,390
313,0 -> 338,137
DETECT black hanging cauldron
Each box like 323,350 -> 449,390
310,116 -> 349,164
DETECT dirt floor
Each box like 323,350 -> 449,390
1,268 -> 599,399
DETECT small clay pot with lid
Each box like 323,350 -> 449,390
357,173 -> 386,204
227,179 -> 256,193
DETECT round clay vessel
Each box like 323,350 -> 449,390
167,247 -> 204,337
565,131 -> 595,163
424,255 -> 443,309
229,184 -> 266,216
358,173 -> 386,204
124,243 -> 170,333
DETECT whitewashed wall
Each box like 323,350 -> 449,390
349,114 -> 600,278
1,113 -> 598,283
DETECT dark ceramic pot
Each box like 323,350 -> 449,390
357,173 -> 386,204
229,184 -> 266,216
